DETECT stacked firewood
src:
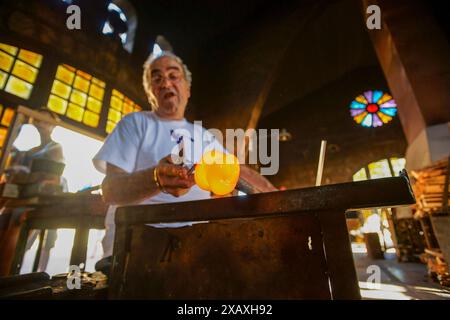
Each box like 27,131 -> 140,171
420,249 -> 450,287
412,158 -> 450,287
411,158 -> 449,219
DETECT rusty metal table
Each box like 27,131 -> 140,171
109,172 -> 415,300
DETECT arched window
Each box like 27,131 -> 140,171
102,0 -> 137,53
353,157 -> 406,181
352,158 -> 406,255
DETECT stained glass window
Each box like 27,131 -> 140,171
350,90 -> 397,128
390,157 -> 406,177
352,167 -> 368,181
0,103 -> 15,148
47,64 -> 105,128
0,43 -> 43,100
102,3 -> 128,45
352,157 -> 406,182
368,159 -> 392,179
106,89 -> 142,133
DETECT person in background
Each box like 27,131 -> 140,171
6,108 -> 66,273
5,108 -> 65,183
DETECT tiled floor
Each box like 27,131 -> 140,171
353,248 -> 450,300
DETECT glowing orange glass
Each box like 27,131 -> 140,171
194,150 -> 240,196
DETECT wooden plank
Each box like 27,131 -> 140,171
10,221 -> 30,275
0,210 -> 24,276
26,216 -> 105,230
69,225 -> 89,269
424,248 -> 445,260
0,272 -> 50,289
32,230 -> 45,272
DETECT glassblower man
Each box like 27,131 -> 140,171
93,51 -> 277,264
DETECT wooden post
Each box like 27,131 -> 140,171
318,210 -> 361,299
70,224 -> 89,270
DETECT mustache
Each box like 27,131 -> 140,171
161,90 -> 177,99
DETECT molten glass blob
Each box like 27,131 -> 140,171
194,150 -> 240,196
194,161 -> 210,191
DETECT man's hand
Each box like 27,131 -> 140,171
102,156 -> 194,205
156,155 -> 195,197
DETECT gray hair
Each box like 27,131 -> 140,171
142,51 -> 192,111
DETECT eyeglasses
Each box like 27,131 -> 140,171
151,72 -> 184,86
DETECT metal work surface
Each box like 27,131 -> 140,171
116,172 -> 415,225
110,173 -> 415,300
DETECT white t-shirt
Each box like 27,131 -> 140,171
93,111 -> 223,257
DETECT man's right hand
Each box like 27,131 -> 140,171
155,155 -> 195,197
102,156 -> 195,205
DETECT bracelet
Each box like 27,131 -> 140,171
153,166 -> 167,193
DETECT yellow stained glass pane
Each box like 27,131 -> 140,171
134,105 -> 142,112
378,93 -> 392,105
76,70 -> 92,80
112,89 -> 124,99
47,94 -> 68,115
0,70 -> 7,89
0,127 -> 8,147
87,97 -> 102,113
83,110 -> 99,127
1,108 -> 15,127
51,79 -> 71,99
70,89 -> 87,107
390,157 -> 406,177
124,97 -> 133,105
92,78 -> 105,88
106,120 -> 116,134
108,108 -> 121,123
0,51 -> 14,72
368,159 -> 392,179
5,76 -> 32,99
355,95 -> 368,104
12,60 -> 38,83
122,102 -> 133,114
110,96 -> 123,111
353,167 -> 367,182
18,49 -> 42,68
354,111 -> 368,124
73,75 -> 90,92
0,43 -> 18,56
67,103 -> 84,122
56,65 -> 75,85
63,64 -> 75,72
377,111 -> 392,124
89,84 -> 104,101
